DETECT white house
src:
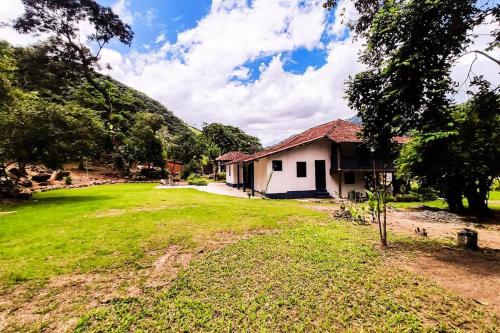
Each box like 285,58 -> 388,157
219,119 -> 405,199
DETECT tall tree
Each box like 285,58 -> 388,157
0,92 -> 105,173
337,0 -> 498,214
123,113 -> 166,169
202,123 -> 262,154
12,0 -> 134,120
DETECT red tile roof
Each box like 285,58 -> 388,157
246,119 -> 364,161
216,151 -> 251,162
225,119 -> 408,163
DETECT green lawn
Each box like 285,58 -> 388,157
0,184 -> 321,286
1,184 -> 498,331
389,191 -> 500,211
76,223 -> 497,332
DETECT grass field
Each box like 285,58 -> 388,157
0,184 -> 321,286
1,184 -> 498,331
389,191 -> 500,211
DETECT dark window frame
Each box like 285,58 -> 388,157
344,172 -> 355,185
296,161 -> 307,178
272,160 -> 283,171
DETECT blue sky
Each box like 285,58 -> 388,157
101,0 -> 336,80
0,0 -> 498,145
100,0 -> 213,53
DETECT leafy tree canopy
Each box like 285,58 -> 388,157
0,92 -> 105,170
202,123 -> 262,154
13,0 -> 134,119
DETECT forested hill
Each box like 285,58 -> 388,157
13,43 -> 189,137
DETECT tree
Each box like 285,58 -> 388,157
0,42 -> 17,109
202,123 -> 262,154
397,80 -> 499,215
13,0 -> 134,120
322,0 -> 498,243
458,79 -> 500,214
0,92 -> 105,175
123,113 -> 166,169
167,131 -> 208,176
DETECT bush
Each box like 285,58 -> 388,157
392,193 -> 421,202
139,168 -> 168,179
181,169 -> 192,180
412,186 -> 438,201
493,178 -> 500,191
216,172 -> 226,181
187,177 -> 208,186
64,176 -> 72,185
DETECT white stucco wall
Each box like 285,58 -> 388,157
225,163 -> 244,185
251,139 -> 369,198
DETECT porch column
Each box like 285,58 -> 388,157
242,163 -> 246,192
338,171 -> 343,199
251,162 -> 255,197
237,164 -> 240,190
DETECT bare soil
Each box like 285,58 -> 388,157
309,203 -> 500,316
387,207 -> 500,316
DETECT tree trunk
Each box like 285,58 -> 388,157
465,183 -> 490,217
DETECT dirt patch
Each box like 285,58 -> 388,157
0,229 -> 278,332
305,203 -> 500,316
389,246 -> 500,316
387,208 -> 500,249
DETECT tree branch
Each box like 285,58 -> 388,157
457,50 -> 500,66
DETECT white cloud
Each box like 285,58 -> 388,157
450,17 -> 499,103
0,0 -> 45,46
2,0 -> 497,146
155,32 -> 166,44
100,0 -> 361,145
112,0 -> 135,25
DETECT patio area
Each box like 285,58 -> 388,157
156,182 -> 260,198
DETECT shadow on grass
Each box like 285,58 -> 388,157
390,237 -> 500,277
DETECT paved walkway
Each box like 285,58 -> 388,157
156,182 -> 257,198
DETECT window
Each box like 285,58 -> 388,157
296,162 -> 307,178
228,165 -> 231,176
272,160 -> 283,171
344,172 -> 355,185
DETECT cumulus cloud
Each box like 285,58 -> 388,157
112,0 -> 135,25
0,0 -> 44,46
1,0 -> 497,146
450,17 -> 499,103
100,0 -> 362,145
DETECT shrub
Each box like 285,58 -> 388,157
181,169 -> 192,180
492,178 -> 500,191
216,172 -> 226,181
187,177 -> 208,186
392,193 -> 421,202
64,176 -> 72,185
413,186 -> 438,201
139,168 -> 168,179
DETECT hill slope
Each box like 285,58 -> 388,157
13,43 -> 189,136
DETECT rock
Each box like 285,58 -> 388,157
6,167 -> 25,178
54,170 -> 70,180
18,177 -> 33,187
31,174 -> 51,182
15,191 -> 32,200
38,181 -> 49,187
